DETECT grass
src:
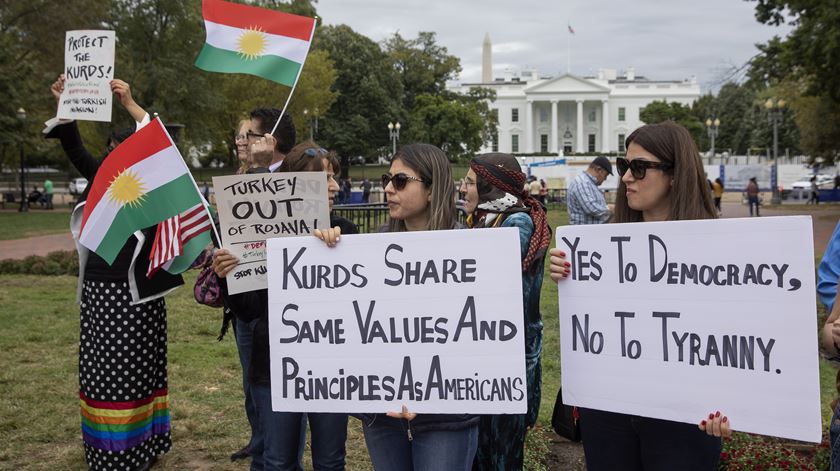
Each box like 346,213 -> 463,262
0,211 -> 72,240
1,206 -> 835,470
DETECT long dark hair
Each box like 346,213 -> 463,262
386,143 -> 457,232
614,122 -> 716,223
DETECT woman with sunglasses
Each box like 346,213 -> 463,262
548,122 -> 730,470
214,141 -> 354,470
315,144 -> 479,470
458,153 -> 551,470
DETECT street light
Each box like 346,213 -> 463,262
303,108 -> 319,141
388,121 -> 401,156
765,98 -> 786,204
16,107 -> 27,213
705,117 -> 720,165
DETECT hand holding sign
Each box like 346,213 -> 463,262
699,411 -> 732,439
51,74 -> 65,104
548,247 -> 571,282
213,248 -> 239,278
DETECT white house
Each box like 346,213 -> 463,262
452,36 -> 701,155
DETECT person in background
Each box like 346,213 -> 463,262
809,175 -> 820,205
361,177 -> 371,203
548,122 -> 729,470
566,156 -> 613,225
712,177 -> 724,215
47,74 -> 181,471
44,178 -> 54,209
746,177 -> 760,217
460,153 -> 551,470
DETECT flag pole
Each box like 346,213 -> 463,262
155,116 -> 223,245
567,23 -> 571,74
270,16 -> 319,136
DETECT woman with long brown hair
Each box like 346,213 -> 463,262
549,122 -> 728,470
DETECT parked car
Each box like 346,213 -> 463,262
791,174 -> 833,189
69,177 -> 88,195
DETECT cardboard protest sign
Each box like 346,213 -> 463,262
556,216 -> 821,442
57,30 -> 116,122
213,172 -> 330,294
265,228 -> 527,414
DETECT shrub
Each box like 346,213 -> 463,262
720,432 -> 823,470
0,251 -> 78,276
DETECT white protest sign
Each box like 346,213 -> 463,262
556,216 -> 821,443
266,228 -> 527,414
57,30 -> 116,122
213,172 -> 330,294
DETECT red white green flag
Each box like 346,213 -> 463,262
79,117 -> 204,265
194,0 -> 316,87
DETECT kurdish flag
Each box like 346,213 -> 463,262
79,117 -> 204,265
194,0 -> 316,87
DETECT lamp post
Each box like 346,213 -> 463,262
16,107 -> 27,213
388,121 -> 401,156
705,117 -> 720,165
303,108 -> 319,141
765,98 -> 785,204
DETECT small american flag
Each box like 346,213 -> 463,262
147,203 -> 212,277
568,24 -> 575,34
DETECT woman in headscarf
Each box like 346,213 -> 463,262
459,153 -> 551,470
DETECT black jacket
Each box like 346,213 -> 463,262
46,120 -> 183,301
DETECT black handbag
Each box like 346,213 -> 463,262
551,388 -> 581,442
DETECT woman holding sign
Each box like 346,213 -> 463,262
458,153 -> 550,470
315,143 -> 479,471
46,75 -> 180,471
214,141 -> 356,470
548,122 -> 729,470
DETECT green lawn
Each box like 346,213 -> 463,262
0,211 -> 72,240
0,207 -> 834,470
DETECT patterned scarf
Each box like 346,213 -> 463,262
469,153 -> 552,273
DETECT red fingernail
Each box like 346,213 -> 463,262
722,416 -> 728,423
709,413 -> 714,420
701,420 -> 706,426
715,411 -> 720,418
563,262 -> 570,267
559,251 -> 566,257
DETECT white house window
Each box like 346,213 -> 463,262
618,133 -> 626,152
511,134 -> 519,153
618,107 -> 626,121
588,110 -> 596,122
512,108 -> 519,123
588,134 -> 596,152
539,107 -> 549,123
540,134 -> 548,153
491,133 -> 499,152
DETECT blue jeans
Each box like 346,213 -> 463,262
235,318 -> 262,459
251,384 -> 307,471
363,420 -> 478,471
748,195 -> 760,216
579,408 -> 720,471
830,400 -> 840,470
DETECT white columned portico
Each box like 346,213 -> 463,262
550,100 -> 558,154
576,100 -> 584,153
525,100 -> 534,153
601,100 -> 610,153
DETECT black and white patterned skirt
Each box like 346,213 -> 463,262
79,280 -> 171,470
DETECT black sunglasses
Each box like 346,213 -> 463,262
616,157 -> 673,180
382,173 -> 428,191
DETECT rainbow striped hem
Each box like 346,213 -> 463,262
80,388 -> 171,452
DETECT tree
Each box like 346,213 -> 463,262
314,24 -> 403,160
405,93 -> 489,162
384,32 -> 461,111
639,101 -> 703,146
748,0 -> 840,162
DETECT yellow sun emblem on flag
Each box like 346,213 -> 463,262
237,27 -> 268,60
108,169 -> 146,208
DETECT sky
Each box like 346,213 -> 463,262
315,0 -> 793,93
